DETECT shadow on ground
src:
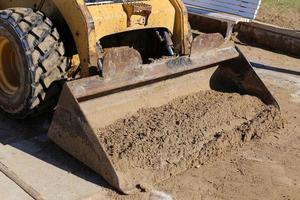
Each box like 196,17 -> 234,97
0,112 -> 113,191
251,62 -> 300,76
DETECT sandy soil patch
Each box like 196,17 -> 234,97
257,2 -> 300,30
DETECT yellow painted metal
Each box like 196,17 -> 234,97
49,0 -> 98,77
0,0 -> 190,76
0,36 -> 20,95
169,0 -> 191,54
87,1 -> 175,39
48,0 -> 190,76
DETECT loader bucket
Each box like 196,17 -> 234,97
48,36 -> 278,194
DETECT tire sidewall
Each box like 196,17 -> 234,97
0,18 -> 32,116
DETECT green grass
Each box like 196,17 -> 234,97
261,0 -> 300,11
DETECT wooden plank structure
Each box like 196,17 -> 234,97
184,0 -> 262,38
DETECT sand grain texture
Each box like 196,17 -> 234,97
96,90 -> 282,188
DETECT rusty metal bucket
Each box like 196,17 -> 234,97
48,34 -> 278,194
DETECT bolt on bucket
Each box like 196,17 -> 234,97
48,38 -> 279,194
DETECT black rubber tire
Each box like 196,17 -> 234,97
0,8 -> 67,118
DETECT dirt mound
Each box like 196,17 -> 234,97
96,90 -> 282,189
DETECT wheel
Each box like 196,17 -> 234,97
0,8 -> 67,118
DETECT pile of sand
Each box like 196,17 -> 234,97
97,90 -> 281,174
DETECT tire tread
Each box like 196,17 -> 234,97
0,8 -> 67,116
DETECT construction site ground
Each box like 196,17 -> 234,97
0,44 -> 299,200
256,0 -> 300,30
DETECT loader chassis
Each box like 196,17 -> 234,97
0,0 -> 190,77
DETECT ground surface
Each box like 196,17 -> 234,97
0,45 -> 299,200
257,0 -> 300,30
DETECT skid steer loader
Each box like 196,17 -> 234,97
0,0 -> 279,194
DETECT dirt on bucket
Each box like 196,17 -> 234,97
96,90 -> 282,190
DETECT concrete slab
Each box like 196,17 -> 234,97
238,44 -> 300,103
0,134 -> 110,200
0,172 -> 33,200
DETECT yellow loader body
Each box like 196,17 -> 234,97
1,0 -> 191,76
